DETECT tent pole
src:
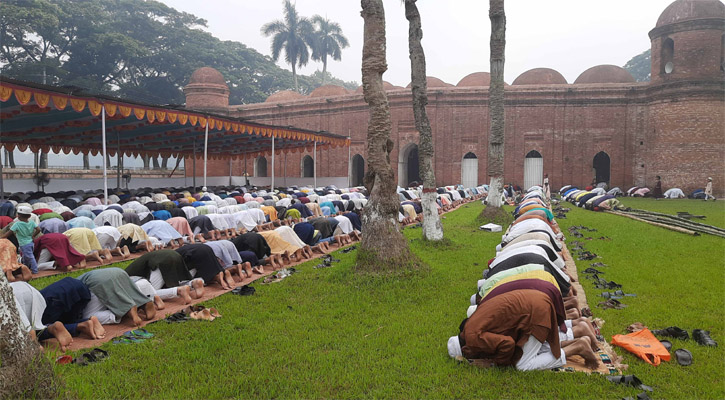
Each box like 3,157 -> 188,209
192,139 -> 197,191
271,136 -> 275,191
184,156 -> 187,186
116,132 -> 121,190
101,105 -> 108,205
347,136 -> 352,188
313,141 -> 317,188
228,157 -> 232,187
0,146 -> 4,200
203,119 -> 209,189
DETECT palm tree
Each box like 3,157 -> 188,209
261,0 -> 314,93
310,15 -> 349,84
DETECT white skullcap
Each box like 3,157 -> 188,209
447,336 -> 462,358
470,293 -> 477,306
134,279 -> 156,299
477,278 -> 484,290
466,305 -> 478,318
202,186 -> 208,191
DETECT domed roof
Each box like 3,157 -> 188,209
189,67 -> 227,86
656,0 -> 725,28
405,76 -> 452,89
309,85 -> 349,98
457,72 -> 491,87
512,68 -> 567,85
574,65 -> 636,84
354,81 -> 396,93
265,90 -> 305,103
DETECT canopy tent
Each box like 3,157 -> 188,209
0,77 -> 349,198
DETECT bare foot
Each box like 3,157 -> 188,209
127,306 -> 143,326
242,262 -> 253,277
90,316 -> 106,339
191,279 -> 205,299
143,301 -> 156,320
154,295 -> 166,310
196,234 -> 206,243
121,246 -> 131,259
47,321 -> 73,351
178,285 -> 192,304
90,252 -> 103,265
102,249 -> 113,262
224,269 -> 236,288
77,319 -> 97,339
252,266 -> 264,274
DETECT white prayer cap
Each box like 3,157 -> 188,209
477,278 -> 484,290
466,305 -> 478,318
447,336 -> 462,358
17,205 -> 33,215
202,186 -> 208,191
134,279 -> 155,299
708,177 -> 712,181
470,293 -> 477,306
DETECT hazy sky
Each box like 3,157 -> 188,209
161,0 -> 674,86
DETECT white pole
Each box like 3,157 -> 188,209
203,118 -> 209,189
101,105 -> 108,205
313,140 -> 317,188
271,136 -> 275,190
347,136 -> 352,188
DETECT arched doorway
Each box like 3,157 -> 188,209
255,156 -> 267,177
302,155 -> 314,177
523,150 -> 543,190
398,143 -> 420,187
461,152 -> 478,188
593,151 -> 610,184
351,154 -> 364,186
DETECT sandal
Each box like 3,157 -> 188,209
125,329 -> 154,339
56,355 -> 73,365
113,336 -> 144,344
165,311 -> 189,323
606,375 -> 653,392
88,348 -> 109,361
674,348 -> 693,366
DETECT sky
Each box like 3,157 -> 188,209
11,0 -> 678,167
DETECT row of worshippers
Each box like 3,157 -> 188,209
559,186 -> 624,211
397,185 -> 488,224
447,186 -> 603,371
558,183 -> 688,201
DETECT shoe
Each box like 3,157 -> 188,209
692,329 -> 717,347
660,340 -> 672,351
674,348 -> 693,366
652,326 -> 689,340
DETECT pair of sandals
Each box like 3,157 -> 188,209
184,305 -> 221,321
113,329 -> 154,344
230,285 -> 255,296
56,348 -> 109,366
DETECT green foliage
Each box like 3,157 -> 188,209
0,0 -> 357,105
310,15 -> 350,80
624,49 -> 651,82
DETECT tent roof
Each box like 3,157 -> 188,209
0,78 -> 348,160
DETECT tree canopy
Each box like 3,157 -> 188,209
0,0 -> 357,105
624,49 -> 651,82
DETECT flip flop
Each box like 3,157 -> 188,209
209,307 -> 222,318
674,348 -> 693,366
660,340 -> 672,351
126,329 -> 154,339
113,336 -> 144,344
88,348 -> 109,362
606,375 -> 653,392
165,311 -> 189,323
56,355 -> 73,365
623,392 -> 652,400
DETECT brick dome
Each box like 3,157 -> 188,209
457,72 -> 491,87
405,76 -> 452,88
574,65 -> 636,84
265,90 -> 305,103
309,85 -> 349,98
355,81 -> 395,93
189,67 -> 227,86
512,68 -> 567,85
656,0 -> 725,27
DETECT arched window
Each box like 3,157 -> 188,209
302,155 -> 314,177
661,38 -> 674,75
255,156 -> 267,177
351,154 -> 365,186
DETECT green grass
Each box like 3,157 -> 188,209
617,197 -> 725,229
34,201 -> 724,399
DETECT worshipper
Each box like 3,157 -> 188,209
231,232 -> 284,270
188,215 -> 223,241
704,177 -> 715,201
167,216 -> 205,243
258,226 -> 310,263
33,233 -> 87,272
293,222 -> 331,254
448,290 -> 600,370
125,250 -> 205,306
67,216 -> 97,230
11,281 -> 74,351
175,244 -> 236,290
118,223 -> 154,253
663,188 -> 686,199
204,240 -> 253,281
0,206 -> 39,274
653,176 -> 663,199
93,226 -> 131,260
39,217 -> 68,234
94,209 -> 123,227
79,267 -> 156,326
1,238 -> 32,282
39,277 -> 106,340
543,173 -> 551,199
64,227 -> 112,264
141,220 -> 185,249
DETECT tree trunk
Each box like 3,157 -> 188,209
142,155 -> 150,170
322,56 -> 328,85
0,275 -> 58,398
39,152 -> 48,169
357,0 -> 413,272
292,63 -> 299,93
485,0 -> 506,208
82,153 -> 90,170
405,0 -> 443,241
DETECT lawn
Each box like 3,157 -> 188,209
617,197 -> 725,229
35,200 -> 724,399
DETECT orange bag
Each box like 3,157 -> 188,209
611,328 -> 671,366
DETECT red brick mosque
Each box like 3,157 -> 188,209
185,0 -> 725,195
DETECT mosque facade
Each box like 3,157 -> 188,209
185,0 -> 725,195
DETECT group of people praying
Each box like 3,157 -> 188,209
447,185 -> 603,371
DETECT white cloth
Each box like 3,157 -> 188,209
248,208 -> 266,225
93,226 -> 122,250
515,335 -> 566,371
663,188 -> 685,199
142,220 -> 182,245
181,206 -> 199,219
275,226 -> 307,248
11,281 -> 47,332
207,214 -> 231,230
334,215 -> 354,234
559,320 -> 574,342
204,240 -> 243,269
83,293 -> 120,324
502,219 -> 561,245
447,336 -> 462,358
94,209 -> 123,228
233,210 -> 258,231
497,241 -> 565,270
37,248 -> 56,271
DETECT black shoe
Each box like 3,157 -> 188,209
652,326 -> 689,340
693,329 -> 717,347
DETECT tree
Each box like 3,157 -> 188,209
261,0 -> 314,93
624,49 -> 651,82
484,0 -> 506,210
0,275 -> 59,398
310,15 -> 349,85
358,0 -> 413,272
405,0 -> 443,241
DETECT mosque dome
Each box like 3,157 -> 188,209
656,0 -> 725,27
405,76 -> 452,88
512,68 -> 567,85
457,72 -> 491,87
189,67 -> 227,86
265,90 -> 305,103
355,81 -> 396,93
309,85 -> 349,98
574,65 -> 636,84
